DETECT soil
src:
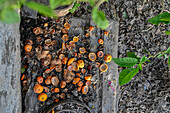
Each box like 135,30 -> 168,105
75,0 -> 170,112
102,0 -> 170,113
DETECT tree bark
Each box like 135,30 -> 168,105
0,22 -> 21,113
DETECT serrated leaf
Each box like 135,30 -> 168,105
92,8 -> 109,29
112,57 -> 138,67
26,1 -> 56,17
49,0 -> 74,9
119,68 -> 139,86
165,31 -> 170,35
157,54 -> 163,58
69,2 -> 80,13
148,12 -> 170,25
0,8 -> 20,24
165,46 -> 170,53
138,63 -> 142,70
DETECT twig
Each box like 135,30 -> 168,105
142,25 -> 155,32
94,0 -> 105,9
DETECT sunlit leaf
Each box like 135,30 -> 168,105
69,2 -> 80,13
0,8 -> 20,24
148,12 -> 170,25
119,68 -> 139,86
140,56 -> 148,63
165,31 -> 170,35
50,0 -> 74,9
112,57 -> 138,67
165,46 -> 170,53
92,8 -> 109,29
138,63 -> 142,70
26,1 -> 56,17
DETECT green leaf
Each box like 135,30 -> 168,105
140,56 -> 148,63
160,16 -> 170,21
119,68 -> 139,86
165,46 -> 170,53
89,0 -> 95,6
92,8 -> 109,29
122,11 -> 127,18
157,54 -> 163,58
126,52 -> 140,61
148,12 -> 170,25
138,63 -> 142,70
165,31 -> 170,35
164,54 -> 168,59
25,1 -> 56,17
127,52 -> 137,58
112,57 -> 138,67
0,0 -> 6,8
19,0 -> 26,5
142,49 -> 150,55
21,67 -> 25,73
168,56 -> 170,66
69,2 -> 80,13
50,0 -> 73,9
0,8 -> 20,24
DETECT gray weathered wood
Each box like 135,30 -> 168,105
102,21 -> 119,113
0,22 -> 21,113
24,17 -> 118,113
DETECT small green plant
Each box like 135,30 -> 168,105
148,12 -> 170,35
113,46 -> 170,86
0,0 -> 109,29
69,2 -> 81,13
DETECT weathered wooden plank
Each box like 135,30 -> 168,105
0,22 -> 21,113
102,21 -> 119,113
23,17 -> 118,113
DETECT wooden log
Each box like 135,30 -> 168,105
0,22 -> 21,113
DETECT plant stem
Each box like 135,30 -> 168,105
94,0 -> 105,9
148,51 -> 166,58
